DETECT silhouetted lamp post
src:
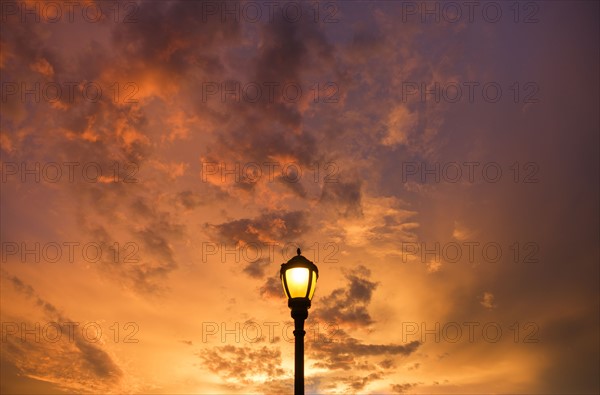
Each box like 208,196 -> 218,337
280,248 -> 318,395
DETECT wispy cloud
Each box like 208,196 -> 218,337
1,271 -> 122,393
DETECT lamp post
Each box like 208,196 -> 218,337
280,248 -> 319,395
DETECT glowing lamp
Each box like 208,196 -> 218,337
280,248 -> 318,305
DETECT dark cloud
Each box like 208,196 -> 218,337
320,178 -> 363,218
339,372 -> 384,391
184,1 -> 341,177
198,345 -> 285,383
254,17 -> 306,83
349,25 -> 385,59
74,340 -> 122,379
206,210 -> 310,247
307,323 -> 420,372
175,190 -> 202,209
260,276 -> 283,300
8,275 -> 35,298
111,0 -> 240,75
254,378 -> 294,393
242,257 -> 271,279
306,265 -> 420,373
79,199 -> 185,294
248,2 -> 336,129
136,223 -> 179,267
310,336 -> 421,371
379,359 -> 395,369
407,362 -> 420,370
313,265 -> 378,326
173,188 -> 229,210
391,382 -> 420,394
276,174 -> 307,198
8,273 -> 59,317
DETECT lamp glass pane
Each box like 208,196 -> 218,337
281,277 -> 288,298
308,272 -> 317,300
285,267 -> 310,298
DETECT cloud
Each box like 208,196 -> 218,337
206,210 -> 310,246
305,264 -> 421,377
110,0 -> 241,83
29,57 -> 54,77
1,271 -> 123,392
426,259 -> 443,274
242,257 -> 271,279
382,105 -> 419,146
452,221 -> 478,241
337,372 -> 384,391
259,276 -> 283,300
174,190 -> 208,210
407,362 -> 420,370
313,265 -> 378,326
180,1 -> 342,197
315,337 -> 421,359
198,345 -> 285,384
325,196 -> 418,254
320,177 -> 363,218
310,333 -> 421,372
391,382 -> 420,393
480,292 -> 497,310
276,173 -> 308,198
379,359 -> 396,369
79,196 -> 186,295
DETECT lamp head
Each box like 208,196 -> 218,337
280,248 -> 319,309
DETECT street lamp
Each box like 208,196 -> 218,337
280,248 -> 319,395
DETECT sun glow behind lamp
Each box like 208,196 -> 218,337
280,248 -> 318,395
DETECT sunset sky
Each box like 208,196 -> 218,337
1,1 -> 598,394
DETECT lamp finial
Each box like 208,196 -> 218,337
297,247 -> 301,256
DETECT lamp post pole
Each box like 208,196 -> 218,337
290,299 -> 309,395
